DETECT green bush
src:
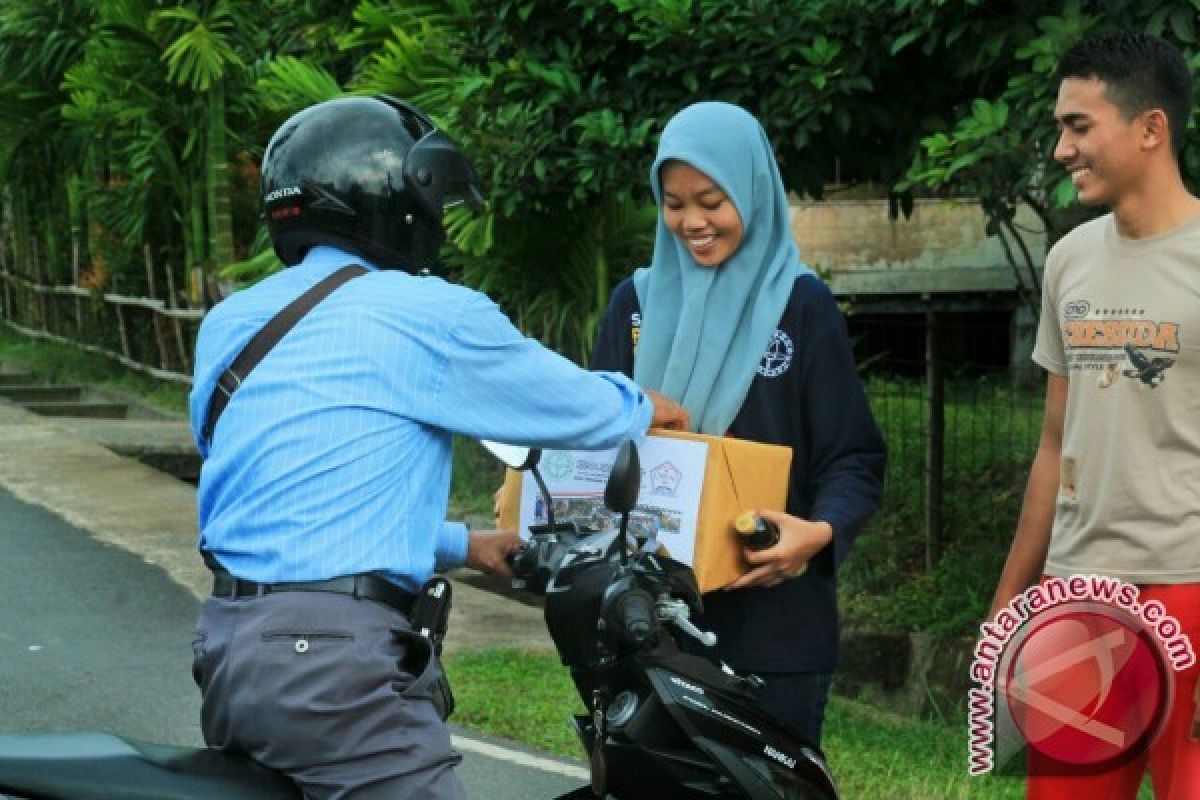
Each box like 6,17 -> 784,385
449,436 -> 505,520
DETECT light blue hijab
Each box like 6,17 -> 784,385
632,102 -> 813,434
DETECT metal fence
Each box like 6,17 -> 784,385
848,308 -> 1043,572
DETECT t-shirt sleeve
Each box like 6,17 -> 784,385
1032,249 -> 1067,375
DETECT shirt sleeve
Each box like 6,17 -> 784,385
1032,249 -> 1066,375
793,285 -> 887,566
188,317 -> 219,459
434,520 -> 469,571
412,290 -> 652,450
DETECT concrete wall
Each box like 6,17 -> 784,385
836,629 -> 977,719
790,198 -> 1047,296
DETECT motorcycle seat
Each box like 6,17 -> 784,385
0,732 -> 300,799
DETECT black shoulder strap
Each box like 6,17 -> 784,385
201,264 -> 367,446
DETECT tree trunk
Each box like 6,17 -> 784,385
189,187 -> 206,306
591,213 -> 609,362
206,82 -> 235,282
67,174 -> 87,285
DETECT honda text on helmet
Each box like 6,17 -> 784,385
261,95 -> 485,272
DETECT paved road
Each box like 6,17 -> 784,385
0,487 -> 585,798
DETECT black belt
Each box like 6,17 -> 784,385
211,570 -> 416,616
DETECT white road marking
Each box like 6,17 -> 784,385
451,733 -> 590,781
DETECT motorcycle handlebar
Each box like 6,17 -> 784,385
615,589 -> 656,647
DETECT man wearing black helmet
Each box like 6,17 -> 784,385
186,96 -> 689,799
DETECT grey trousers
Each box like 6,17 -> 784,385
192,591 -> 466,800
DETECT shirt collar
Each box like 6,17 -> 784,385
298,245 -> 380,274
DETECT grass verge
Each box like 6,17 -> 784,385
0,325 -> 189,414
442,648 -> 1031,800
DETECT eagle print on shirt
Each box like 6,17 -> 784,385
1062,300 -> 1179,389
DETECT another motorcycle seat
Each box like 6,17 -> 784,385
0,732 -> 300,800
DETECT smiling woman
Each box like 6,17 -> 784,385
658,161 -> 744,268
590,101 -> 886,745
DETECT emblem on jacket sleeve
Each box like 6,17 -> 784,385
758,330 -> 794,378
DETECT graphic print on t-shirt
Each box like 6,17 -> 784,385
1061,300 -> 1179,389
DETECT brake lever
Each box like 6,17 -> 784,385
657,598 -> 717,647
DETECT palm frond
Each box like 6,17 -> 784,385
151,6 -> 244,92
255,55 -> 342,112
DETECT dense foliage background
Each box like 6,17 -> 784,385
4,0 -> 1199,354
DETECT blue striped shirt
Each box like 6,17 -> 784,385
189,246 -> 652,591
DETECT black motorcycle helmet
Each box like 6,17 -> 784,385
261,95 -> 484,271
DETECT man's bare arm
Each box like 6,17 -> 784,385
989,372 -> 1067,617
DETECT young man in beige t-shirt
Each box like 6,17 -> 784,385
991,32 -> 1200,798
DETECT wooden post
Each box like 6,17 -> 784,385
165,263 -> 191,371
164,258 -> 179,309
113,301 -> 132,359
924,303 -> 944,572
72,240 -> 83,336
32,238 -> 48,331
144,246 -> 171,369
153,312 -> 171,369
143,245 -> 159,300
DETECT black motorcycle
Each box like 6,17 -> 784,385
489,439 -> 839,800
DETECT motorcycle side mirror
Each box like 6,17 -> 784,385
480,441 -> 541,471
604,440 -> 641,566
604,440 -> 640,514
481,440 -> 556,534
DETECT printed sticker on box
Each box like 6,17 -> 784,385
517,437 -> 710,566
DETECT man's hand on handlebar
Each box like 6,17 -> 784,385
466,529 -> 523,578
726,509 -> 832,590
647,389 -> 690,431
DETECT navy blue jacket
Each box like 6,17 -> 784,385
591,275 -> 885,672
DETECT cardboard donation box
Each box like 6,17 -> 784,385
497,429 -> 792,593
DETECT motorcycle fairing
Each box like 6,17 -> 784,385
0,732 -> 300,800
647,665 -> 839,799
